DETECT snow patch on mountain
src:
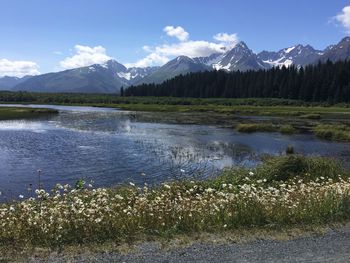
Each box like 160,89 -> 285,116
117,72 -> 131,80
285,46 -> 296,53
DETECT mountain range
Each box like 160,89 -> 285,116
2,36 -> 350,93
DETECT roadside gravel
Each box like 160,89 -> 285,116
28,226 -> 350,263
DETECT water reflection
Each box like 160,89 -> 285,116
0,104 -> 349,201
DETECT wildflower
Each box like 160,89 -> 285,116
19,195 -> 24,199
249,171 -> 254,176
115,194 -> 124,200
129,182 -> 135,187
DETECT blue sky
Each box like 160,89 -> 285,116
1,0 -> 350,76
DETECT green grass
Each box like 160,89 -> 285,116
314,124 -> 350,142
0,155 -> 349,249
0,107 -> 58,120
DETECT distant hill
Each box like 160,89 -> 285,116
0,76 -> 32,90
13,60 -> 158,93
136,56 -> 210,84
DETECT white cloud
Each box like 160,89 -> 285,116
153,40 -> 228,57
335,6 -> 350,32
125,53 -> 169,68
126,26 -> 239,67
164,26 -> 189,41
214,33 -> 239,48
60,45 -> 112,69
0,59 -> 40,77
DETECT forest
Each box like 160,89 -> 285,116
125,60 -> 350,102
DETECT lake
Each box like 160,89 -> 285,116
0,104 -> 350,200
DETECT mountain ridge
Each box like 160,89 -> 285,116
4,36 -> 350,93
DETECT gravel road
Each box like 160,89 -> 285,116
28,226 -> 350,263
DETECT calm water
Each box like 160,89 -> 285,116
0,104 -> 350,200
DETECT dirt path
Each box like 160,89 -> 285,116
27,226 -> 350,263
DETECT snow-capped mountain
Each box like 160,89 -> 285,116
211,41 -> 268,71
319,37 -> 350,63
257,44 -> 323,68
117,66 -> 159,85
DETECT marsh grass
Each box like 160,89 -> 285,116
300,114 -> 321,120
236,123 -> 276,133
236,123 -> 297,134
314,124 -> 350,142
279,125 -> 297,134
0,156 -> 349,249
0,107 -> 58,120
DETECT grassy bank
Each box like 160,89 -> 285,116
1,92 -> 350,116
0,155 -> 349,249
0,107 -> 58,120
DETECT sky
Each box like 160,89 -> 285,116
1,0 -> 350,77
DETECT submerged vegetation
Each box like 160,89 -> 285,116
0,155 -> 349,249
0,107 -> 58,120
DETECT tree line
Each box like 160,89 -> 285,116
125,60 -> 350,102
